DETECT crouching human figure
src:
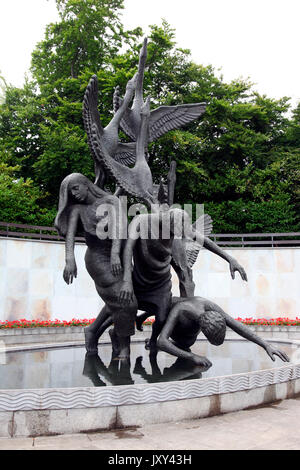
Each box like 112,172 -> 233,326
157,296 -> 290,367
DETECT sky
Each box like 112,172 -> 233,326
0,0 -> 299,109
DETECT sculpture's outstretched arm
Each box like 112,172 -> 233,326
223,313 -> 290,362
200,298 -> 290,362
190,227 -> 248,282
63,206 -> 80,284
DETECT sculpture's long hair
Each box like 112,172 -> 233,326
54,173 -> 107,238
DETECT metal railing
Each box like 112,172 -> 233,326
0,221 -> 299,247
0,222 -> 85,242
211,232 -> 300,247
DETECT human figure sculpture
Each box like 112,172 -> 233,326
119,207 -> 248,352
54,173 -> 137,359
157,296 -> 290,366
55,36 -> 281,368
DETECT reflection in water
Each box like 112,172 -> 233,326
0,340 -> 295,390
82,354 -> 134,386
133,353 -> 209,384
82,352 -> 209,387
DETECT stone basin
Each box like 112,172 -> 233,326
0,335 -> 300,437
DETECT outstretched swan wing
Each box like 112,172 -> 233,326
114,142 -> 137,166
118,102 -> 206,143
148,103 -> 206,142
186,214 -> 213,268
84,76 -> 137,168
82,75 -> 104,164
192,213 -> 213,237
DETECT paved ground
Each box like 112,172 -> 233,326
0,397 -> 299,450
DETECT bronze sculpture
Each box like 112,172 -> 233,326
157,296 -> 290,366
119,207 -> 248,352
54,173 -> 137,359
55,37 -> 289,366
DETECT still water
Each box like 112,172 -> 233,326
0,340 -> 296,390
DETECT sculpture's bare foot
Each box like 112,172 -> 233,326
145,338 -> 158,352
84,328 -> 98,355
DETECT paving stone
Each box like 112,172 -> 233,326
0,437 -> 34,450
0,398 -> 299,450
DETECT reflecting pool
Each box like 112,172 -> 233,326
0,339 -> 296,390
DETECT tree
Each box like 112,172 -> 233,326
0,0 -> 142,202
0,80 -> 44,181
31,0 -> 140,87
0,163 -> 55,225
0,6 -> 299,232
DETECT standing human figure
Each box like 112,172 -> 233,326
54,172 -> 137,359
119,208 -> 248,351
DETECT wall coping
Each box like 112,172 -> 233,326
1,236 -> 300,250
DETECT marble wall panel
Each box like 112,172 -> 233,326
4,297 -> 29,321
6,240 -> 31,269
0,239 -> 299,321
275,250 -> 295,272
30,298 -> 52,322
6,268 -> 29,297
29,269 -> 54,297
0,240 -> 7,267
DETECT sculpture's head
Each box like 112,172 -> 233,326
54,173 -> 105,237
67,174 -> 90,203
200,311 -> 226,346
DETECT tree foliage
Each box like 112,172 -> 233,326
0,163 -> 55,225
0,1 -> 299,232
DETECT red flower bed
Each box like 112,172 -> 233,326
0,317 -> 300,329
0,319 -> 95,329
235,317 -> 300,326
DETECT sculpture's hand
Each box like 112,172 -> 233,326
63,259 -> 77,285
229,259 -> 248,281
119,281 -> 134,305
190,354 -> 212,368
265,345 -> 290,363
110,253 -> 122,277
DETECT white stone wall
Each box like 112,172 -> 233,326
0,238 -> 103,322
0,238 -> 299,322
